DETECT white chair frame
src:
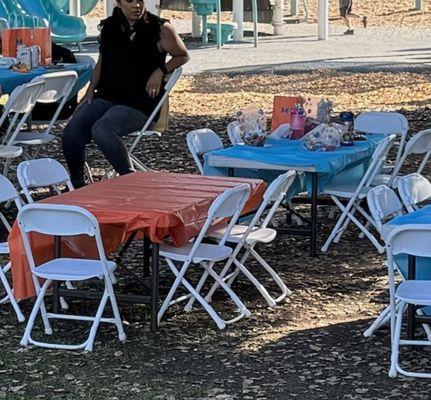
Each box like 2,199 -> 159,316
386,224 -> 431,378
186,128 -> 224,175
18,204 -> 126,351
397,173 -> 431,213
322,134 -> 397,253
0,81 -> 45,176
227,121 -> 244,146
188,171 -> 297,309
158,184 -> 251,329
0,174 -> 25,322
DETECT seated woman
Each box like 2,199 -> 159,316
62,0 -> 189,188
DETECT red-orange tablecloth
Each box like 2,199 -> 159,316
9,171 -> 266,300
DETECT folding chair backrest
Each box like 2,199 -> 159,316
188,184 -> 250,261
227,122 -> 244,146
0,174 -> 23,232
257,171 -> 297,228
187,129 -> 223,175
387,224 -> 431,258
17,158 -> 74,203
18,204 -> 109,273
128,67 -> 183,155
354,112 -> 408,166
367,185 -> 403,234
391,129 -> 431,179
364,134 -> 398,187
31,71 -> 78,134
397,173 -> 431,213
0,81 -> 45,146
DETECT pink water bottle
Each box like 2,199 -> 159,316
290,104 -> 306,140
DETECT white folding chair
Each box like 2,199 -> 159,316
30,71 -> 78,134
17,158 -> 74,204
18,204 -> 125,351
374,129 -> 431,188
187,128 -> 223,175
0,174 -> 25,322
386,225 -> 431,378
364,185 -> 431,339
191,171 -> 297,308
158,184 -> 251,329
0,81 -> 45,176
127,67 -> 183,171
321,134 -> 397,254
17,158 -> 80,310
354,111 -> 408,172
397,173 -> 431,213
227,122 -> 244,146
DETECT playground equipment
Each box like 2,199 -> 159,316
52,0 -> 99,16
0,0 -> 86,44
190,0 -> 258,47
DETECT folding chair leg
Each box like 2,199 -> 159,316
105,278 -> 126,342
249,246 -> 291,304
389,301 -> 404,378
363,300 -> 401,337
0,264 -> 25,322
21,279 -> 51,346
159,259 -> 227,329
321,196 -> 351,252
183,267 -> 211,312
85,289 -> 109,352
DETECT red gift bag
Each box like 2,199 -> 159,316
31,28 -> 52,66
1,28 -> 32,58
271,95 -> 303,131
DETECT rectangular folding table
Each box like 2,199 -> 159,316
8,171 -> 265,331
204,135 -> 386,257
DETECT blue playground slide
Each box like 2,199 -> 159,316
52,0 -> 99,16
0,0 -> 86,44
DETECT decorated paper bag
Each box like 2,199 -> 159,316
31,27 -> 52,66
271,95 -> 302,131
1,28 -> 32,57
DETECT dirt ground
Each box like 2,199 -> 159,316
1,69 -> 431,399
89,0 -> 431,28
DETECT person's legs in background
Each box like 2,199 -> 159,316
340,0 -> 367,35
91,105 -> 149,175
62,98 -> 114,188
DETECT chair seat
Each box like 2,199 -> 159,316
127,130 -> 161,138
34,258 -> 116,281
323,183 -> 371,199
372,173 -> 399,187
396,280 -> 431,305
0,241 -> 8,254
0,144 -> 22,158
208,224 -> 277,244
14,132 -> 55,146
160,242 -> 232,263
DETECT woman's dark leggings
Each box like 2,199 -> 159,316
62,98 -> 148,187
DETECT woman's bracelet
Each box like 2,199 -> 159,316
159,64 -> 168,75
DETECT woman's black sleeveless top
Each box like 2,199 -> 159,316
96,8 -> 167,117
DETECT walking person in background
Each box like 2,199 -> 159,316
339,0 -> 367,35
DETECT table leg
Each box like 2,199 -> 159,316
228,167 -> 234,177
53,236 -> 61,313
310,172 -> 318,258
143,236 -> 151,277
407,254 -> 416,340
151,242 -> 160,332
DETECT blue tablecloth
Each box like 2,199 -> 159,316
204,135 -> 386,194
0,63 -> 92,96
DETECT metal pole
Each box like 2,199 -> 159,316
216,0 -> 222,48
151,242 -> 160,332
192,11 -> 201,38
272,0 -> 284,36
317,0 -> 328,40
310,173 -> 318,257
104,0 -> 116,17
415,0 -> 423,10
233,0 -> 244,41
252,0 -> 258,46
69,0 -> 77,16
291,0 -> 297,16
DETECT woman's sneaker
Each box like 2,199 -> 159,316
343,29 -> 354,35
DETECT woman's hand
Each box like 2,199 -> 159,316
146,68 -> 164,98
74,91 -> 94,114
